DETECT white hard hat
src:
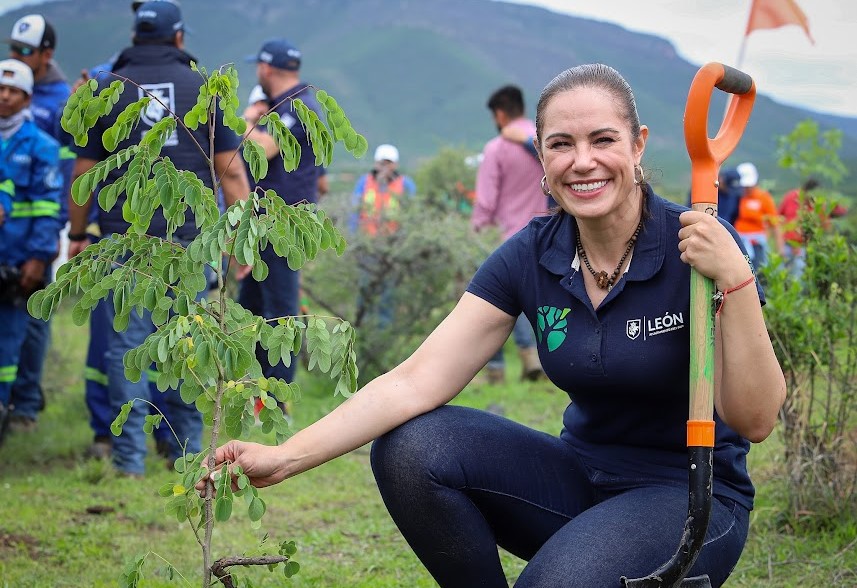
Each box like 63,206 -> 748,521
0,59 -> 33,95
736,162 -> 758,188
373,143 -> 399,163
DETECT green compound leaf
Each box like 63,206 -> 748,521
242,139 -> 269,183
262,112 -> 301,173
102,98 -> 149,152
118,554 -> 146,588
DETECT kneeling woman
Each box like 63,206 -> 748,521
201,63 -> 786,587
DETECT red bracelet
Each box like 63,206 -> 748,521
713,276 -> 755,316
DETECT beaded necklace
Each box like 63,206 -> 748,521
576,218 -> 643,291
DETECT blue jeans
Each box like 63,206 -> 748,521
238,245 -> 299,383
783,246 -> 806,282
740,233 -> 768,273
10,265 -> 52,420
104,301 -> 202,474
356,255 -> 395,329
487,314 -> 536,369
103,252 -> 210,475
371,406 -> 748,587
86,298 -> 172,442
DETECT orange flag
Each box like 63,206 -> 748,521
745,0 -> 814,43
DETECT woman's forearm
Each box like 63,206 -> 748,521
715,285 -> 786,442
277,369 -> 431,478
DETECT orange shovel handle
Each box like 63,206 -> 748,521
684,63 -> 756,208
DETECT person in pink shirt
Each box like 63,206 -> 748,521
472,85 -> 548,241
471,85 -> 547,383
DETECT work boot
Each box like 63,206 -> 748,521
518,347 -> 545,381
486,366 -> 506,385
85,435 -> 113,460
8,415 -> 37,433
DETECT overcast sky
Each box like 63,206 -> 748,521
1,0 -> 854,117
503,0 -> 856,117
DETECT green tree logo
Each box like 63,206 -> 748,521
537,306 -> 570,352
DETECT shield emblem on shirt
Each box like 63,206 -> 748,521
139,83 -> 178,146
626,319 -> 642,340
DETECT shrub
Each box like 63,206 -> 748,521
761,120 -> 856,527
303,148 -> 498,380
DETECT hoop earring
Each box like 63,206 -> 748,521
540,175 -> 552,196
633,164 -> 645,186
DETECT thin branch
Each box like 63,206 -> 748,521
210,555 -> 290,588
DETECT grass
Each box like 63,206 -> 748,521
0,305 -> 854,587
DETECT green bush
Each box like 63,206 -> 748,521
760,120 -> 856,528
304,149 -> 498,381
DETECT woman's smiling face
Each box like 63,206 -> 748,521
538,86 -> 647,221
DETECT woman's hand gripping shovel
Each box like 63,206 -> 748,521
621,62 -> 756,588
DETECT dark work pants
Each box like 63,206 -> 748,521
371,406 -> 748,588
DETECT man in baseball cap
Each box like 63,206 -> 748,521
67,0 -> 250,477
239,36 -> 324,413
247,38 -> 302,72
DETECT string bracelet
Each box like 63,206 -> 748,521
713,276 -> 755,316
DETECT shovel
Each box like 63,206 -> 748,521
621,62 -> 756,588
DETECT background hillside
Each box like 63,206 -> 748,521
4,0 -> 855,196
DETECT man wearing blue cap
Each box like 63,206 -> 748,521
67,1 -> 251,477
241,39 -> 325,411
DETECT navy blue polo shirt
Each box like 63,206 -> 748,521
467,188 -> 762,510
258,83 -> 323,205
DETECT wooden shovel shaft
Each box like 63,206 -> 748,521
684,63 -> 756,439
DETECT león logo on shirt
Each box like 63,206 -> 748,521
537,306 -> 570,352
626,311 -> 686,340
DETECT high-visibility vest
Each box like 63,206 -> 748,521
359,174 -> 405,236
